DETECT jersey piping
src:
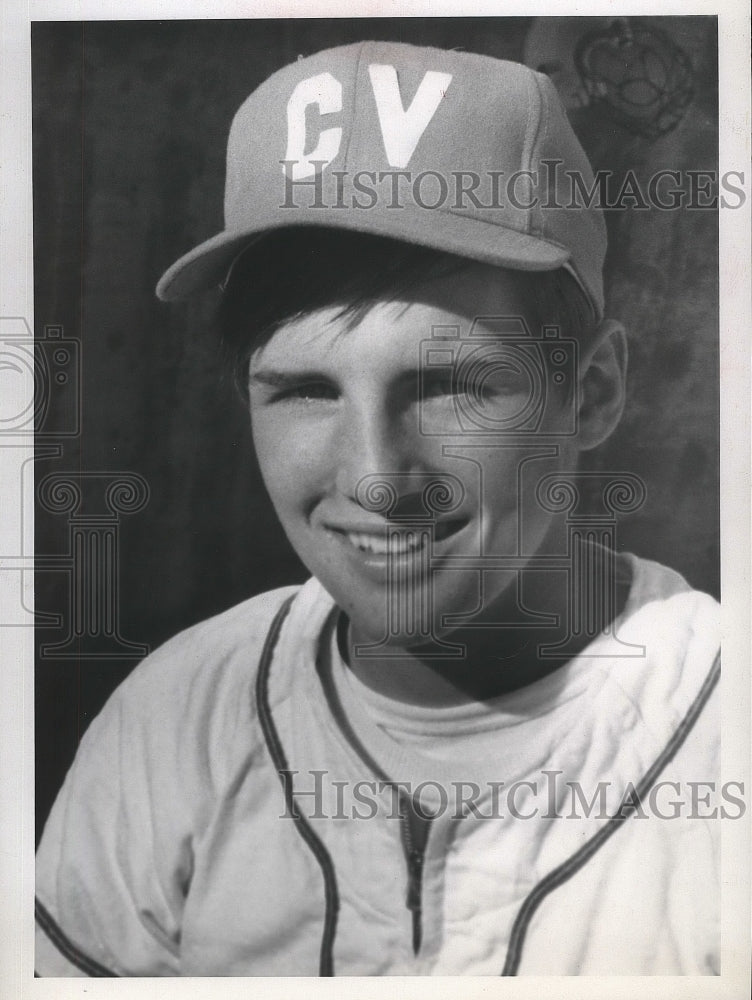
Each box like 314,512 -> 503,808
500,649 -> 721,975
256,593 -> 340,976
34,898 -> 118,977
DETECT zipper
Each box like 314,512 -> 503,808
399,793 -> 432,956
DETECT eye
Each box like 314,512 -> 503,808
420,369 -> 471,400
272,380 -> 339,404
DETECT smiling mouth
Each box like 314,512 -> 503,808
331,519 -> 467,555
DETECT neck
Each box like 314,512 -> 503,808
342,541 -> 631,707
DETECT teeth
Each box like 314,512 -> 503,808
344,531 -> 425,555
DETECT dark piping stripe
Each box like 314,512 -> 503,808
255,595 -> 340,977
35,897 -> 118,977
501,651 -> 721,976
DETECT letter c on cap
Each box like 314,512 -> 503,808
283,72 -> 343,181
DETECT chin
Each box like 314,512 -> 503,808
342,579 -> 478,650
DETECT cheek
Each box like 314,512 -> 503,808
476,442 -> 576,548
251,413 -> 322,517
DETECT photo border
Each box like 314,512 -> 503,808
1,2 -> 749,998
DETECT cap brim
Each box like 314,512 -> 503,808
155,207 -> 571,302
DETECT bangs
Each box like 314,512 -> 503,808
217,227 -> 597,400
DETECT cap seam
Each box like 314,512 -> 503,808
529,71 -> 552,243
341,41 -> 368,173
520,70 -> 542,237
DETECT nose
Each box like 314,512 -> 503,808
333,395 -> 416,504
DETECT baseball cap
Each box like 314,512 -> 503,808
156,41 -> 606,316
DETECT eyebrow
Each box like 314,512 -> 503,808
248,365 -> 446,395
248,368 -> 334,388
249,366 -> 430,385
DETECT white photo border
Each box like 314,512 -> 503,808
1,2 -> 749,998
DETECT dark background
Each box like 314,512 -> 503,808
33,17 -> 719,839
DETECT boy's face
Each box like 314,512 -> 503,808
248,262 -> 585,646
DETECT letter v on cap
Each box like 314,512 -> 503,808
368,64 -> 452,169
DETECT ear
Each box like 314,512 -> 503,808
576,319 -> 628,451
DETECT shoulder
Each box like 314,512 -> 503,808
618,553 -> 720,665
601,553 -> 720,774
83,585 -> 305,788
620,552 -> 718,607
66,577 -> 339,801
124,584 -> 302,697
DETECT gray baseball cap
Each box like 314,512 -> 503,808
156,41 -> 606,316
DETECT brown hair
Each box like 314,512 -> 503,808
217,226 -> 598,401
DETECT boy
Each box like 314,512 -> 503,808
35,41 -> 720,976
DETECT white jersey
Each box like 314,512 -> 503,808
35,555 -> 721,975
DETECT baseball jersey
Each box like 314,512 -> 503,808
35,555 -> 721,975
